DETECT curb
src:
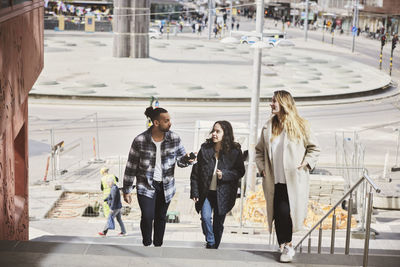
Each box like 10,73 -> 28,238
28,82 -> 398,104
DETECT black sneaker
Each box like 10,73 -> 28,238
205,243 -> 216,249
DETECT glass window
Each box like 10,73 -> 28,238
1,0 -> 12,9
1,0 -> 32,9
13,0 -> 32,6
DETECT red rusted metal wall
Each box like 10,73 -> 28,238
0,0 -> 44,240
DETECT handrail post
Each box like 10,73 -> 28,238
363,189 -> 373,267
345,191 -> 354,255
331,211 -> 336,254
318,225 -> 323,254
308,235 -> 312,253
300,243 -> 303,253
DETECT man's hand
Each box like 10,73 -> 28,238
186,152 -> 197,163
123,193 -> 132,204
192,197 -> 199,203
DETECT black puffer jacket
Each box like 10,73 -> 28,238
190,142 -> 245,216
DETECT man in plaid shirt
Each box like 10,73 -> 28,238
123,106 -> 194,247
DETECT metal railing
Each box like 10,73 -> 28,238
294,170 -> 381,267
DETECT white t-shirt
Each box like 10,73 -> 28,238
152,138 -> 162,182
209,159 -> 219,191
271,131 -> 286,184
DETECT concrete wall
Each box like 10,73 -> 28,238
0,0 -> 44,240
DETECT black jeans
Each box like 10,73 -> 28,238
273,183 -> 293,245
137,181 -> 170,247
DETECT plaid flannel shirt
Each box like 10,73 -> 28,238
123,127 -> 189,203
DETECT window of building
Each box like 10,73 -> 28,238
1,0 -> 32,9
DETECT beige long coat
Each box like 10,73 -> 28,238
255,119 -> 320,233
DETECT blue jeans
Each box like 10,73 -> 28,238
103,209 -> 126,234
201,190 -> 226,248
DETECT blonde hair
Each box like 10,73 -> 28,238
100,167 -> 109,176
271,90 -> 309,142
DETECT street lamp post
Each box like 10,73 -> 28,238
208,0 -> 213,40
247,0 -> 264,192
351,0 -> 359,53
305,0 -> 309,41
229,0 -> 233,36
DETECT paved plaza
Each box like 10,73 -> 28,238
32,28 -> 393,101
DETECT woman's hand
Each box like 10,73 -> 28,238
192,197 -> 199,203
297,161 -> 309,170
216,169 -> 222,179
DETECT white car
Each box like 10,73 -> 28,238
149,28 -> 162,39
240,31 -> 286,46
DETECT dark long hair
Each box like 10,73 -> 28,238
206,120 -> 240,153
144,106 -> 168,122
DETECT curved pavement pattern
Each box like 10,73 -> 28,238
31,31 -> 392,101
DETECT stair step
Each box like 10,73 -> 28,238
1,240 -> 399,267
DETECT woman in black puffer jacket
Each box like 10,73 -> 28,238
190,120 -> 245,249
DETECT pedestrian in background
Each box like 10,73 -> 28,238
255,90 -> 320,263
122,106 -> 194,247
98,176 -> 126,236
100,167 -> 118,218
190,121 -> 245,249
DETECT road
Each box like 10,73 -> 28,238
28,94 -> 400,184
284,26 -> 399,80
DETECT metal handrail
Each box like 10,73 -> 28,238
294,170 -> 381,267
363,173 -> 381,193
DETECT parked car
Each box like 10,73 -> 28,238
240,31 -> 286,46
149,28 -> 162,39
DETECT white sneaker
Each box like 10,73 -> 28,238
280,244 -> 295,263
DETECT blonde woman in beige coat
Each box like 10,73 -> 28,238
255,90 -> 320,263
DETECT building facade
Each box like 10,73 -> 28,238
0,0 -> 44,240
359,0 -> 400,34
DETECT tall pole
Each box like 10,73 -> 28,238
304,0 -> 309,41
50,129 -> 56,180
208,0 -> 213,40
229,0 -> 233,36
95,112 -> 100,161
351,0 -> 359,53
247,0 -> 264,192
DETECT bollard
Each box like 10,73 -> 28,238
167,23 -> 170,40
391,35 -> 398,75
43,156 -> 50,182
390,50 -> 393,76
380,35 -> 386,70
331,30 -> 334,45
93,137 -> 97,158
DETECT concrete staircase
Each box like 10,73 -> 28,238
1,237 -> 399,267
